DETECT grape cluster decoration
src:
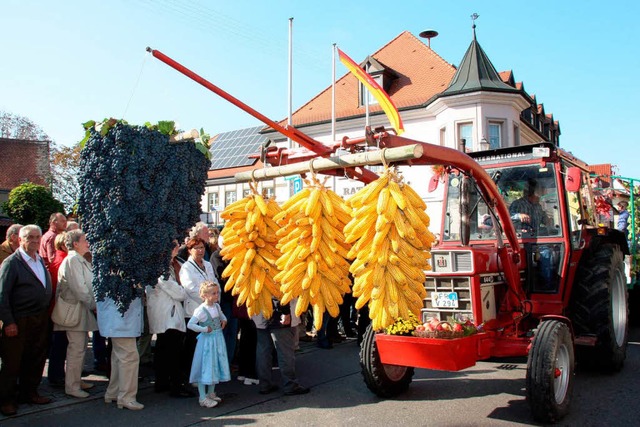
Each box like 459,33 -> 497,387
78,121 -> 209,312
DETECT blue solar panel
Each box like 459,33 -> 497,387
209,126 -> 268,170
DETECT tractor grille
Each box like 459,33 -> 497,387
422,276 -> 474,323
430,251 -> 473,273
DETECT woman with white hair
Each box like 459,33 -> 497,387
53,229 -> 97,398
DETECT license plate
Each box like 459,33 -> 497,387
432,292 -> 459,308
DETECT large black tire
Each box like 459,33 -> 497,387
359,325 -> 414,397
570,243 -> 628,372
526,320 -> 575,423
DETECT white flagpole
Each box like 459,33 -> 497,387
331,43 -> 337,194
365,60 -> 370,127
332,43 -> 336,142
288,17 -> 293,149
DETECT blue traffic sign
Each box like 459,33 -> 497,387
293,177 -> 303,194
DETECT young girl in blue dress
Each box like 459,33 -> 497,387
188,281 -> 231,408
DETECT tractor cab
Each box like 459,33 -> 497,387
432,143 -> 607,323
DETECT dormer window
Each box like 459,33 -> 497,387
356,56 -> 396,108
359,74 -> 383,107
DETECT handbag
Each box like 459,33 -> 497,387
51,296 -> 81,327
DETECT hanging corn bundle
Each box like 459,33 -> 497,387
273,175 -> 352,330
219,183 -> 282,318
345,166 -> 435,330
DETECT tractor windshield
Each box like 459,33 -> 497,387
443,165 -> 562,241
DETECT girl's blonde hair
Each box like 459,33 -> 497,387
199,281 -> 219,299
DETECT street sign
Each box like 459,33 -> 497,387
293,176 -> 303,194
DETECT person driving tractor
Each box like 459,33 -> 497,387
509,179 -> 549,236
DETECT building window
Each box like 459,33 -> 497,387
225,191 -> 237,206
207,192 -> 219,212
488,122 -> 502,149
243,188 -> 251,198
439,127 -> 446,146
263,187 -> 275,199
513,124 -> 520,146
359,74 -> 382,107
367,164 -> 383,174
457,122 -> 473,150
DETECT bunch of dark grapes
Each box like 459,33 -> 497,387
78,123 -> 209,312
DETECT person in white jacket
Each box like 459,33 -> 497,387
178,237 -> 217,386
54,230 -> 97,399
146,240 -> 192,397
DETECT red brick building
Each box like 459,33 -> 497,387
0,137 -> 51,232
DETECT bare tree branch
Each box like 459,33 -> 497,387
0,110 -> 50,140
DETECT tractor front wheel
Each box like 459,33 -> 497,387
360,325 -> 414,397
526,320 -> 575,423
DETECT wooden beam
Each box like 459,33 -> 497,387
235,144 -> 423,183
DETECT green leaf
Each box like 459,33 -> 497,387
82,120 -> 96,130
144,121 -> 154,129
157,121 -> 176,136
79,130 -> 90,149
199,127 -> 211,148
194,141 -> 211,160
99,118 -> 118,136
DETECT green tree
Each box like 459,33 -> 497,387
2,183 -> 65,230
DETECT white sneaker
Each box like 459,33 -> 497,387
243,378 -> 259,385
199,397 -> 218,408
207,392 -> 222,402
66,389 -> 89,398
117,400 -> 144,410
236,376 -> 245,382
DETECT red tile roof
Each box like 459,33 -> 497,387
288,31 -> 457,127
589,164 -> 613,176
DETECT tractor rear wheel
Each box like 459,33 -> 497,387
570,243 -> 628,371
360,325 -> 414,397
526,320 -> 574,423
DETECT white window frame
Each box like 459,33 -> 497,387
488,121 -> 503,150
207,192 -> 219,212
359,74 -> 382,107
457,122 -> 474,151
225,191 -> 237,206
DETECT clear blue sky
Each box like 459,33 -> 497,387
2,0 -> 638,179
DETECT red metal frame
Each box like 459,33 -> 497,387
150,48 -> 584,370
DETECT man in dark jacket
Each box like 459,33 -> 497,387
0,224 -> 53,416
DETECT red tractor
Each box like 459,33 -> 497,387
358,138 -> 629,423
149,49 -> 630,423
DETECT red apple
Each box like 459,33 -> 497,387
453,323 -> 464,333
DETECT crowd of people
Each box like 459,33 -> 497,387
0,216 -> 367,417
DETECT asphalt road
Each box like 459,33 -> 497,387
3,326 -> 639,427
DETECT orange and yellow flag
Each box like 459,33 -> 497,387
337,47 -> 404,135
